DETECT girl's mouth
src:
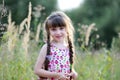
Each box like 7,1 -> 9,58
55,36 -> 62,39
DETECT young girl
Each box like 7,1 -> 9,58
34,11 -> 78,80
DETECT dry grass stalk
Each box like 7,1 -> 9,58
22,2 -> 32,55
27,2 -> 32,29
19,18 -> 27,34
7,11 -> 12,32
7,11 -> 18,51
35,23 -> 41,42
85,23 -> 95,46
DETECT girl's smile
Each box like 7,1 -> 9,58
55,35 -> 62,39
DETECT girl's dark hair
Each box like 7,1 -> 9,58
43,11 -> 75,73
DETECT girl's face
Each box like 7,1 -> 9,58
49,26 -> 67,42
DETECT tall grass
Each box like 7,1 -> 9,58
0,2 -> 41,80
0,2 -> 120,80
74,48 -> 120,80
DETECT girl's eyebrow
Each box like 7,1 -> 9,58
49,27 -> 56,29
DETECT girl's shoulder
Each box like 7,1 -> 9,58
41,43 -> 53,49
42,43 -> 47,48
40,43 -> 47,53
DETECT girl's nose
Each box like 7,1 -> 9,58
56,29 -> 61,34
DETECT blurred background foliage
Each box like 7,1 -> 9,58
67,0 -> 120,49
1,0 -> 57,24
0,0 -> 120,49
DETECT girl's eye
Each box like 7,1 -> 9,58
51,28 -> 56,31
60,27 -> 64,30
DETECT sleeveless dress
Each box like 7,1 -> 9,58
47,44 -> 70,80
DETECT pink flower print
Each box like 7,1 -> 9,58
50,52 -> 52,55
65,53 -> 68,56
54,52 -> 57,55
66,64 -> 70,68
58,69 -> 62,72
57,56 -> 59,60
60,65 -> 63,68
66,61 -> 69,64
48,65 -> 51,68
67,70 -> 70,73
54,47 -> 57,51
51,60 -> 54,64
51,77 -> 54,80
64,64 -> 67,68
55,60 -> 58,64
59,49 -> 61,51
60,56 -> 63,59
61,51 -> 64,54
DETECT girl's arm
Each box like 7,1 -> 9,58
70,68 -> 78,80
34,44 -> 62,79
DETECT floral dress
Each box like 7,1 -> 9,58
47,44 -> 70,80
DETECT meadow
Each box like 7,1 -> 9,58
0,3 -> 120,80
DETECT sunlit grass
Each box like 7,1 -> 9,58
74,48 -> 120,80
0,44 -> 120,80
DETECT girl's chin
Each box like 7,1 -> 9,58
54,39 -> 63,42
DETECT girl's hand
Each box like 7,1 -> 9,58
69,71 -> 78,80
57,73 -> 70,80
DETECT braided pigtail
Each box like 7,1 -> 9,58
44,30 -> 50,70
67,35 -> 74,71
67,33 -> 75,80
